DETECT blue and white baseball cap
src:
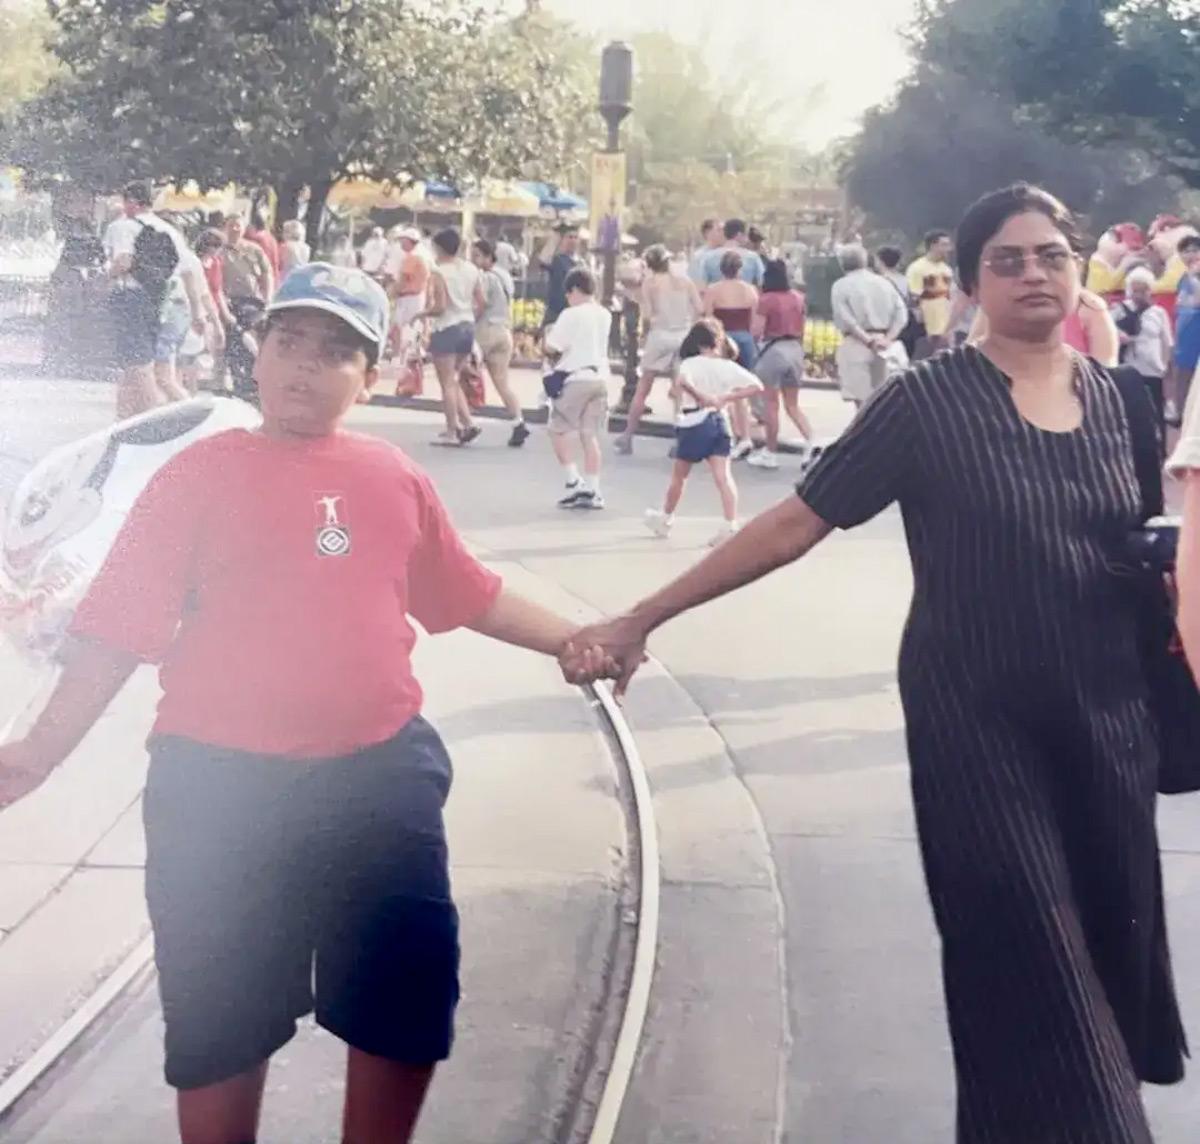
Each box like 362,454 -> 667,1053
266,262 -> 390,353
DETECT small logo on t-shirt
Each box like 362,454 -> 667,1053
315,493 -> 351,557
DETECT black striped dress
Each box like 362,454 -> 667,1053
799,345 -> 1187,1143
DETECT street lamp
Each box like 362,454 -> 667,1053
598,41 -> 633,308
597,41 -> 638,411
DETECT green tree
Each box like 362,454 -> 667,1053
3,0 -> 592,245
912,0 -> 1200,186
0,4 -> 58,121
843,70 -> 1178,243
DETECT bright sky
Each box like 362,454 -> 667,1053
531,0 -> 920,148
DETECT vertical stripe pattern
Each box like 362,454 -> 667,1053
798,346 -> 1186,1143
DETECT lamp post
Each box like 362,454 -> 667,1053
598,41 -> 633,307
597,40 -> 638,410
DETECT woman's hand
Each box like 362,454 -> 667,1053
562,615 -> 650,699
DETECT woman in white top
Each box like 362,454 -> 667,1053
644,318 -> 763,548
1112,266 -> 1173,429
420,227 -> 485,446
615,244 -> 702,454
279,220 -> 312,278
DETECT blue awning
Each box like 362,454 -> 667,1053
518,181 -> 587,212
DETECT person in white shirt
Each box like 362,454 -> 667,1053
359,226 -> 389,278
830,245 -> 909,407
279,219 -> 312,278
543,267 -> 612,509
643,318 -> 763,547
103,180 -> 207,420
1112,266 -> 1173,429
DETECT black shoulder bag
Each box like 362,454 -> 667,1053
1110,364 -> 1200,793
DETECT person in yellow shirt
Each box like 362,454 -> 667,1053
906,229 -> 955,357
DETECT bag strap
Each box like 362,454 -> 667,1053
1105,360 -> 1165,521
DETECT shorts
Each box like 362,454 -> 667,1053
549,374 -> 609,436
393,294 -> 424,329
476,323 -> 514,371
641,327 -> 685,376
755,338 -> 805,389
144,717 -> 460,1090
727,330 -> 757,370
155,299 -> 191,365
110,287 -> 160,368
675,411 -> 732,463
430,321 -> 475,357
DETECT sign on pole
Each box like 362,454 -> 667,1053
590,151 -> 627,255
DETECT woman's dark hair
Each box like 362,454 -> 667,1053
719,249 -> 743,279
644,244 -> 671,274
678,317 -> 725,360
762,258 -> 790,293
876,246 -> 903,271
955,183 -> 1082,294
473,238 -> 495,262
263,313 -> 379,370
433,227 -> 461,257
1178,234 -> 1200,255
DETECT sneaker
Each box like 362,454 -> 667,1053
1166,401 -> 1182,428
431,432 -> 462,448
508,422 -> 531,448
747,448 -> 780,470
458,425 -> 482,445
614,436 -> 633,456
644,509 -> 673,538
731,439 -> 754,461
708,522 -> 739,548
561,488 -> 603,510
558,482 -> 584,508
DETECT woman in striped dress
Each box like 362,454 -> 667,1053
570,184 -> 1187,1142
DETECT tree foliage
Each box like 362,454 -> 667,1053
2,0 -> 592,243
0,5 -> 59,123
843,0 -> 1198,240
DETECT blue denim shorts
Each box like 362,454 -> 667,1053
429,321 -> 474,357
675,411 -> 732,463
144,716 -> 460,1089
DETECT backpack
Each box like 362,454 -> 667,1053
130,220 -> 180,297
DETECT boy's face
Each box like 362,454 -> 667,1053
254,310 -> 379,437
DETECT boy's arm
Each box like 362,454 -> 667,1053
468,588 -> 576,657
0,638 -> 138,807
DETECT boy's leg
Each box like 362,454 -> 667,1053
311,721 -> 460,1144
177,1062 -> 270,1144
342,1049 -> 435,1144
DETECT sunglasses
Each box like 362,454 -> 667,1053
982,244 -> 1076,278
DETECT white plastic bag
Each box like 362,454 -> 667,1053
0,395 -> 261,734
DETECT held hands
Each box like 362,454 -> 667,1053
558,615 -> 650,700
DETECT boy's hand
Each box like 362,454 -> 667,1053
0,739 -> 56,810
558,638 -> 621,687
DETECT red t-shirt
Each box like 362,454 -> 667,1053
201,254 -> 224,305
246,228 -> 282,277
71,430 -> 502,758
757,290 -> 806,340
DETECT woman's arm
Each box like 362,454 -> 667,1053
686,279 -> 703,319
1178,475 -> 1200,687
569,496 -> 831,695
702,285 -> 716,317
1082,291 -> 1120,367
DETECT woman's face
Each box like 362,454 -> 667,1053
974,210 -> 1079,339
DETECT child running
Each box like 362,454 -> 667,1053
0,263 -> 613,1144
644,317 -> 764,547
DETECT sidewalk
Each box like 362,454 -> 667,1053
0,559 -> 627,1142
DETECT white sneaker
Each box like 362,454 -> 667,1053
731,439 -> 754,461
644,509 -> 673,538
747,448 -> 780,470
708,522 -> 739,547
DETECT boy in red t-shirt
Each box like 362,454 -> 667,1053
0,264 -> 613,1144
